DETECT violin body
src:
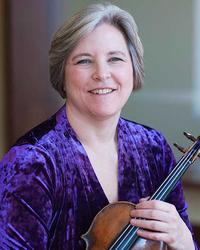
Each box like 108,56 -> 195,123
82,202 -> 167,250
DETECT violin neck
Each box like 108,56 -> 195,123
150,139 -> 200,202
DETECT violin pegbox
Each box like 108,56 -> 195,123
174,132 -> 200,160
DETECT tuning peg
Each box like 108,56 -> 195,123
173,143 -> 186,153
183,132 -> 197,142
174,142 -> 200,158
174,133 -> 200,158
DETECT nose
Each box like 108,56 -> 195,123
92,62 -> 111,81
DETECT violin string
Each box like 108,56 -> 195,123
108,224 -> 136,249
113,145 -> 198,249
109,139 -> 200,249
152,141 -> 200,201
109,153 -> 193,249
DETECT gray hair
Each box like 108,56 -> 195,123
49,3 -> 144,98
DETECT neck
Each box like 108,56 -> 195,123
66,104 -> 120,147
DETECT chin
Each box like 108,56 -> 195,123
90,109 -> 121,120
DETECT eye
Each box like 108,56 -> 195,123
109,57 -> 124,63
75,59 -> 92,65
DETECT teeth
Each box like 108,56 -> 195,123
90,88 -> 113,95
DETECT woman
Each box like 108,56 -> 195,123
0,3 -> 198,250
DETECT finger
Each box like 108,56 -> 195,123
139,196 -> 150,202
136,200 -> 176,213
130,217 -> 168,233
130,209 -> 170,223
136,228 -> 169,243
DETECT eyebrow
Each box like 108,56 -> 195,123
71,53 -> 92,62
71,50 -> 127,62
108,51 -> 127,57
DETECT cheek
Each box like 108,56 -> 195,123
65,67 -> 89,87
64,69 -> 90,98
119,68 -> 133,88
64,68 -> 79,92
126,67 -> 134,89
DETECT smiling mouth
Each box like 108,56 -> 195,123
89,88 -> 116,95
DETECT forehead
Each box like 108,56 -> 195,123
71,23 -> 129,54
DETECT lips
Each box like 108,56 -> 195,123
89,88 -> 116,95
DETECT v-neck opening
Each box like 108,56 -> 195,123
76,132 -> 121,205
63,106 -> 122,204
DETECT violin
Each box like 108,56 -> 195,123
82,132 -> 200,250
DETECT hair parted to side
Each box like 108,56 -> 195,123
49,2 -> 144,98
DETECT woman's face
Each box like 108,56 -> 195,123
64,23 -> 133,121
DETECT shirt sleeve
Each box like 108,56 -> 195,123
0,144 -> 64,250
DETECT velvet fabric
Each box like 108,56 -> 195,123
0,105 -> 199,249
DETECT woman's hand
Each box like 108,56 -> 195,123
130,198 -> 195,250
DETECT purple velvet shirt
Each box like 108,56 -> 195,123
0,105 -> 199,249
